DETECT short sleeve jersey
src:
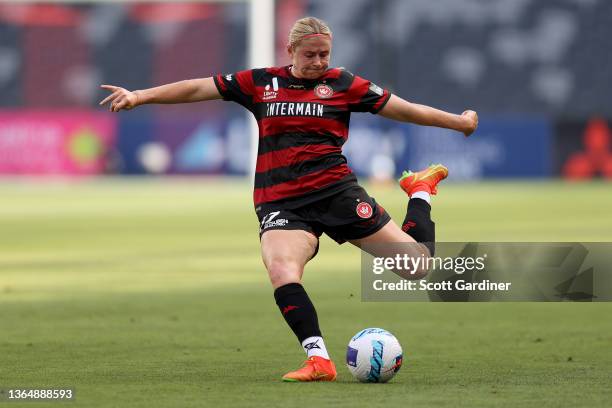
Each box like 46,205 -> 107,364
214,66 -> 391,209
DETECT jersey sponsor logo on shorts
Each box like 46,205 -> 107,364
265,102 -> 325,117
314,83 -> 333,99
356,202 -> 373,219
260,210 -> 289,230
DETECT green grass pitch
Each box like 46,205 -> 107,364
1,179 -> 611,407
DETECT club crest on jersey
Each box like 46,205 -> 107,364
356,202 -> 373,219
314,83 -> 333,99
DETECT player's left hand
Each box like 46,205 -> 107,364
461,110 -> 478,137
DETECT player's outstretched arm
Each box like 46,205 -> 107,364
379,94 -> 478,137
99,77 -> 222,112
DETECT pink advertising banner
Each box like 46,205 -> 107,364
0,110 -> 116,175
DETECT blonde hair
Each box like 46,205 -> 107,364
288,17 -> 333,49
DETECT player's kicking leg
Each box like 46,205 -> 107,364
351,164 -> 448,278
260,229 -> 337,382
398,163 -> 448,256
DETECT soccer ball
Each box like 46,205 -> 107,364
346,328 -> 403,383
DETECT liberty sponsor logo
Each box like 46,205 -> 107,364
265,102 -> 325,118
263,85 -> 277,101
260,211 -> 289,230
314,83 -> 333,99
356,202 -> 373,219
263,77 -> 279,100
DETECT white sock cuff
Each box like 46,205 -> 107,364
411,191 -> 431,204
301,336 -> 330,359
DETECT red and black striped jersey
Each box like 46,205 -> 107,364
213,65 -> 391,209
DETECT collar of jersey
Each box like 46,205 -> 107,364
285,65 -> 333,85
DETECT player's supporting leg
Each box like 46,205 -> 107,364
260,229 -> 337,382
398,164 -> 448,256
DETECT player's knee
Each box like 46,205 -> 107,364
391,244 -> 431,280
410,266 -> 429,280
265,258 -> 302,287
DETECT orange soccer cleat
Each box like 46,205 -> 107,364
282,356 -> 337,382
398,163 -> 449,196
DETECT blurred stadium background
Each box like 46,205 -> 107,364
1,0 -> 611,180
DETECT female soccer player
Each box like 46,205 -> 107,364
100,17 -> 478,382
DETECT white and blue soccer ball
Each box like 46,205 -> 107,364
346,328 -> 403,383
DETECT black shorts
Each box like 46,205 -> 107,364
256,185 -> 391,246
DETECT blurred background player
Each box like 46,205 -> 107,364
99,16 -> 478,381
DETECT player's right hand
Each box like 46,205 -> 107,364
99,85 -> 140,112
461,110 -> 478,137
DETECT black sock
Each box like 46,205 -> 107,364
274,283 -> 322,344
401,198 -> 436,256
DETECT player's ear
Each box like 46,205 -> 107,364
287,44 -> 294,59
